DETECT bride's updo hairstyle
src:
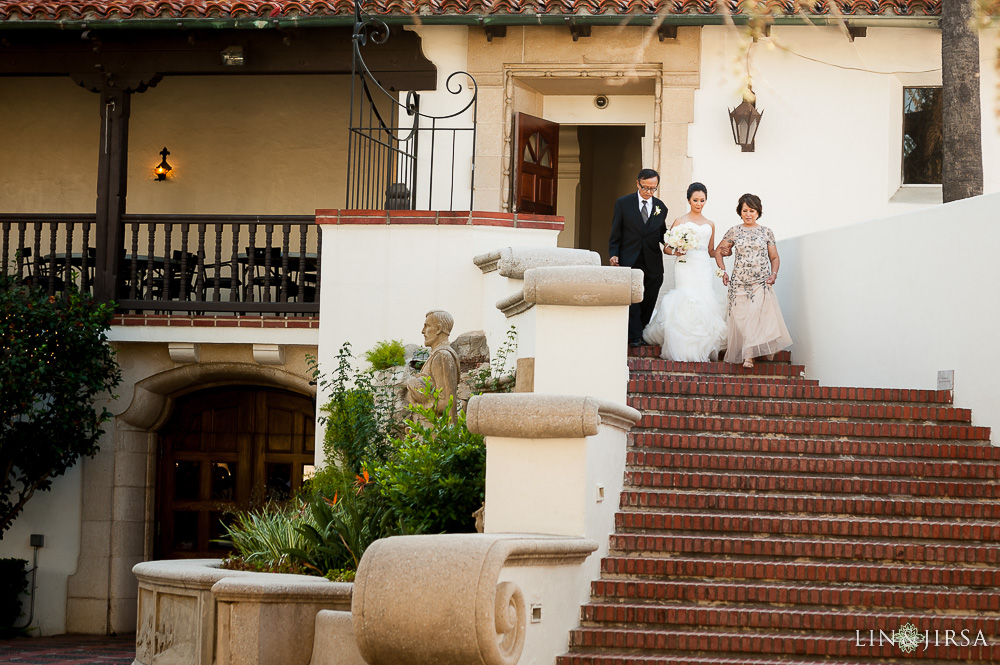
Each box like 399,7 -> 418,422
736,193 -> 763,218
687,182 -> 708,200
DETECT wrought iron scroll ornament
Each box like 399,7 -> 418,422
347,1 -> 479,210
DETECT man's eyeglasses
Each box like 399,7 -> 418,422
638,185 -> 658,193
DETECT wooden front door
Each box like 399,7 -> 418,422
514,113 -> 559,214
155,386 -> 315,559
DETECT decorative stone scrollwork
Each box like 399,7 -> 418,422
353,534 -> 596,665
491,582 -> 526,665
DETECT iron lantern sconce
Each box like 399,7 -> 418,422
154,147 -> 172,181
728,99 -> 763,152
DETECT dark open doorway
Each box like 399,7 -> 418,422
574,125 -> 646,263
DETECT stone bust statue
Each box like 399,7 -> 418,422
405,310 -> 461,421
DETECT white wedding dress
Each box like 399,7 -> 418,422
643,222 -> 727,361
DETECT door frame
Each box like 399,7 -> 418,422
500,63 -> 667,212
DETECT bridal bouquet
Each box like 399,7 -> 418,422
666,226 -> 700,263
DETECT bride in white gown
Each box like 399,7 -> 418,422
643,183 -> 727,361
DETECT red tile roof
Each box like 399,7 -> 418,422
0,0 -> 947,23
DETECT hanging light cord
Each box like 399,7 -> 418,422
772,41 -> 999,75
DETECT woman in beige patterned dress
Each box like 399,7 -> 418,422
714,193 -> 792,368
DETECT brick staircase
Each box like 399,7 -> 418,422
558,348 -> 1000,664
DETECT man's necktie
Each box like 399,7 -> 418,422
641,200 -> 649,223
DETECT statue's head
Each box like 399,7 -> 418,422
422,310 -> 454,346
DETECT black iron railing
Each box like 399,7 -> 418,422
346,4 -> 477,211
0,213 -> 320,315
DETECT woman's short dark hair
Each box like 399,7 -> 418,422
736,193 -> 763,218
637,168 -> 659,182
687,182 -> 707,200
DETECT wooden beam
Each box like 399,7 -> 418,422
93,86 -> 130,303
0,27 -> 437,90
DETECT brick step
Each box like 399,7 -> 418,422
629,378 -> 954,405
558,655 -> 882,665
615,511 -> 1000,541
628,433 -> 1000,461
619,490 -> 1000,519
599,556 -> 1000,586
628,347 -> 793,363
607,533 -> 1000,564
629,347 -> 792,362
579,603 -> 1000,634
636,414 -> 990,440
628,357 -> 808,378
626,451 -> 998,480
629,395 -> 972,422
588,578 -> 1000,611
625,470 -> 1000,498
566,626 -> 999,660
633,373 -> 822,387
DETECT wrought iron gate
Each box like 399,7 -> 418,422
346,6 -> 478,211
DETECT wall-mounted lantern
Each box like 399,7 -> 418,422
154,147 -> 172,181
728,90 -> 763,152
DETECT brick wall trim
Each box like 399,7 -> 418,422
315,209 -> 565,231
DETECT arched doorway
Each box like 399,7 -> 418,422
155,385 -> 315,559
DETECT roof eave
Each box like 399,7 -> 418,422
0,13 -> 947,32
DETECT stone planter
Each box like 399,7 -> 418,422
133,560 -> 351,665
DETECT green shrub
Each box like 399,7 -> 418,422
1,276 -> 122,538
317,343 -> 399,475
286,471 -> 403,574
469,326 -> 517,394
0,558 -> 28,630
372,394 -> 486,534
364,339 -> 406,371
218,500 -> 317,573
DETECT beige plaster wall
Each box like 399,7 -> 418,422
0,77 -> 98,213
466,25 -> 700,218
128,75 -> 350,214
0,75 -> 352,216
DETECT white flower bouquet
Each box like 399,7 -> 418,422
666,225 -> 700,263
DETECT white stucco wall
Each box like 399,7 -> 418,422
692,25 -> 1000,240
403,26 -> 476,211
1,466 -> 83,636
314,221 -> 559,464
773,191 -> 1000,437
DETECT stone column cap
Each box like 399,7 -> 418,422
474,246 -> 600,277
466,393 -> 641,438
524,266 -> 644,306
496,266 -> 643,316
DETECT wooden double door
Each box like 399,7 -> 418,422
155,386 -> 315,559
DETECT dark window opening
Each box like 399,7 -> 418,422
902,87 -> 942,185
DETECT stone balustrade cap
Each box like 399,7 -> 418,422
133,559 -> 248,590
475,247 -> 600,276
473,249 -> 503,273
466,393 -> 641,438
497,247 -> 600,279
523,266 -> 644,307
212,575 -> 353,605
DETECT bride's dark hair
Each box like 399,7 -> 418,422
687,182 -> 707,200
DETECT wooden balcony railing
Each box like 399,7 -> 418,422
1,213 -> 320,315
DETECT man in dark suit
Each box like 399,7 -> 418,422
608,168 -> 668,346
